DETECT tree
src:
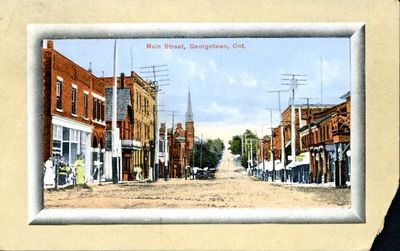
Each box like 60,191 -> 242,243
190,138 -> 225,169
228,135 -> 242,155
229,129 -> 260,168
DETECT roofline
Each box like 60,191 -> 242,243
43,47 -> 105,83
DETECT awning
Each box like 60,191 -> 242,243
121,139 -> 142,150
274,161 -> 284,171
286,152 -> 310,169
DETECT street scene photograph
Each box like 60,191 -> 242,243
42,37 -> 351,209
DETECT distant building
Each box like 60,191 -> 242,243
42,40 -> 106,183
158,123 -> 168,178
167,89 -> 195,178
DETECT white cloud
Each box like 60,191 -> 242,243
227,75 -> 236,85
202,102 -> 241,117
240,72 -> 258,88
209,59 -> 217,72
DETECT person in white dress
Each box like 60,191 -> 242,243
43,157 -> 55,188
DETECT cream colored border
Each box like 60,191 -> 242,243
28,23 -> 365,225
0,1 -> 398,250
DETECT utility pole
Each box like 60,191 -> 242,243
154,105 -> 165,181
111,40 -> 120,184
265,108 -> 279,181
139,64 -> 170,182
268,90 -> 289,181
261,125 -> 265,180
241,134 -> 244,156
320,56 -> 324,104
200,134 -> 203,168
299,97 -> 317,183
282,74 -> 307,182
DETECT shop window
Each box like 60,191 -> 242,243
62,141 -> 69,163
63,127 -> 70,141
56,79 -> 63,110
52,125 -> 62,156
80,132 -> 87,160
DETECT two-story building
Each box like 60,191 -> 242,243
299,92 -> 351,187
42,40 -> 106,184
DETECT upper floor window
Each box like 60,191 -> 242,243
101,101 -> 105,122
83,93 -> 88,118
56,79 -> 63,110
93,97 -> 97,120
71,87 -> 77,115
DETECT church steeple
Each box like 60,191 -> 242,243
186,88 -> 193,122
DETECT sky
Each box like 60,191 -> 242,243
52,38 -> 350,143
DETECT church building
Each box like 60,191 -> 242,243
166,89 -> 195,178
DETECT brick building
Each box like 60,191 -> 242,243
42,40 -> 106,183
167,90 -> 195,178
281,104 -> 334,158
256,104 -> 334,182
299,92 -> 351,187
103,72 -> 157,180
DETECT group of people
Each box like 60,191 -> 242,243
43,155 -> 85,188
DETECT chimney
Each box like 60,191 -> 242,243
47,40 -> 54,49
120,72 -> 125,88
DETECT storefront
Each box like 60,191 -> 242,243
52,115 -> 93,183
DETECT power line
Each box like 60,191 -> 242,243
281,74 -> 307,182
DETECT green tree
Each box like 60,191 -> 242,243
228,135 -> 242,155
228,129 -> 260,168
190,138 -> 225,169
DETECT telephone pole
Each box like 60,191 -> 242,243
139,65 -> 170,182
265,108 -> 279,181
299,97 -> 317,183
320,56 -> 324,104
166,110 -> 179,179
268,89 -> 289,181
282,74 -> 307,182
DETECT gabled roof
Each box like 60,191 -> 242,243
105,88 -> 132,122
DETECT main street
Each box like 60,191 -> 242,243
45,150 -> 350,208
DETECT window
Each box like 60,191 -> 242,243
62,127 -> 70,163
52,125 -> 62,156
97,99 -> 101,121
100,101 -> 104,122
84,93 -> 88,118
136,92 -> 139,110
71,87 -> 77,115
52,125 -> 88,166
93,97 -> 97,120
56,79 -> 63,110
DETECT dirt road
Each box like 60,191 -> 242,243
44,150 -> 350,208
